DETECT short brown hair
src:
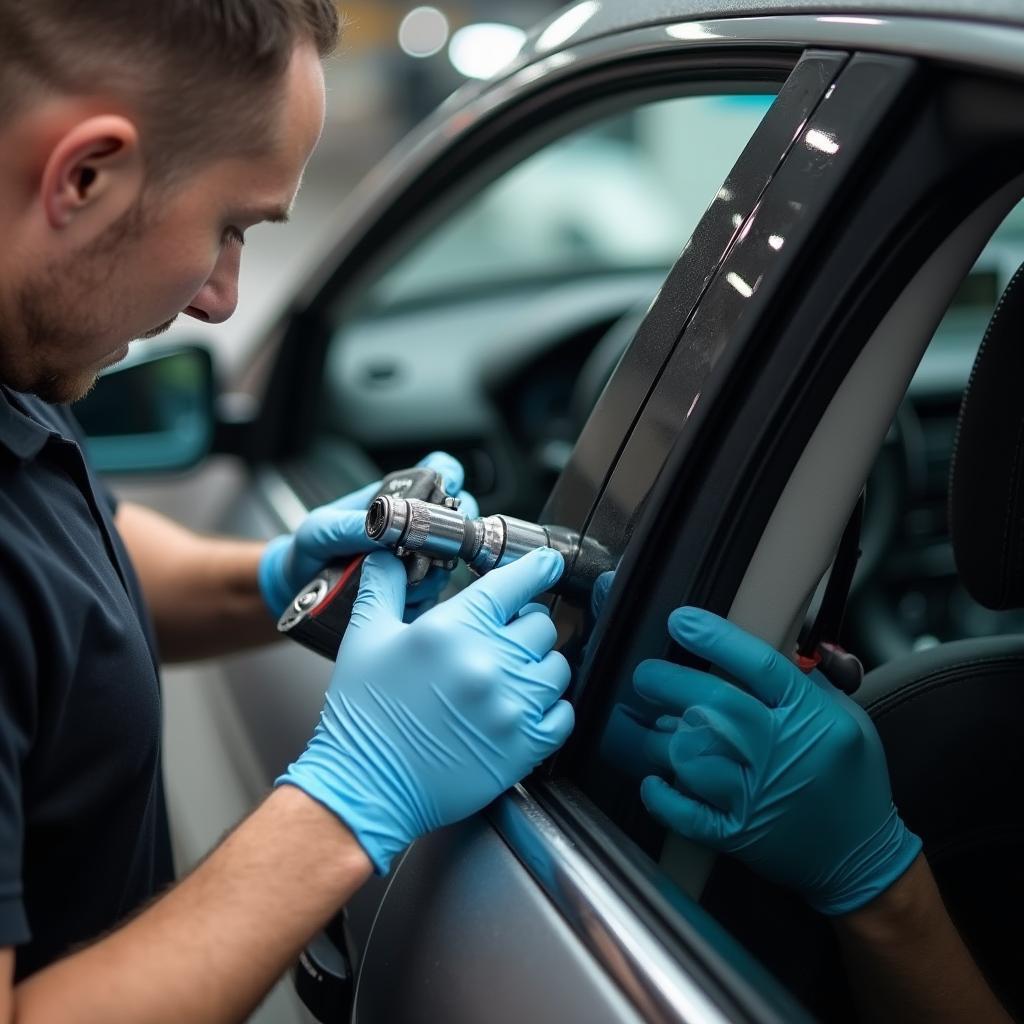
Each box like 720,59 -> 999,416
0,0 -> 340,184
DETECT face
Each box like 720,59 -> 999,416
0,42 -> 326,403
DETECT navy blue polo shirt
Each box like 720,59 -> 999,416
0,387 -> 173,980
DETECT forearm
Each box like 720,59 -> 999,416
116,502 -> 279,661
832,854 -> 1010,1024
15,787 -> 371,1024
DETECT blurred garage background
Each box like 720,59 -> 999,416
162,2 -> 560,376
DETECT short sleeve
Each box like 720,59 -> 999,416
0,560 -> 38,947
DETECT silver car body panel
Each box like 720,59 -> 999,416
215,8 -> 1024,1024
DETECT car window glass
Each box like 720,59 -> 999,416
371,95 -> 776,307
316,92 -> 776,518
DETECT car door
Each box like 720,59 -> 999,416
251,40 -> 852,1024
182,23 -> 839,1024
523,16 -> 1024,1024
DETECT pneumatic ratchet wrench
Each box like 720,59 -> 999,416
277,466 -> 460,660
279,491 -> 613,661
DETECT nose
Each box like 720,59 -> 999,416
185,244 -> 241,324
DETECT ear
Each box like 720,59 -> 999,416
40,115 -> 143,236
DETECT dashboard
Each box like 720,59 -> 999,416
318,271 -> 664,519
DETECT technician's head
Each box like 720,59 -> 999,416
0,0 -> 337,403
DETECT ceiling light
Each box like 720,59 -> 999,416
448,23 -> 526,80
399,6 -> 450,59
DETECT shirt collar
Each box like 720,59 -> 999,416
0,387 -> 54,461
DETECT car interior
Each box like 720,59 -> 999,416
691,178 -> 1024,1020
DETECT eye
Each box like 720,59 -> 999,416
223,226 -> 246,248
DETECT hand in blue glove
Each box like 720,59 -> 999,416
258,451 -> 478,620
635,607 -> 921,915
278,547 -> 574,874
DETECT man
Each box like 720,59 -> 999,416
635,608 -> 1012,1022
0,2 -> 572,1019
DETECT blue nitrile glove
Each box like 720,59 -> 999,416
258,451 -> 479,620
277,547 -> 575,874
634,607 -> 921,915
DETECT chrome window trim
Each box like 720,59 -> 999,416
499,12 -> 1024,90
488,786 -> 742,1024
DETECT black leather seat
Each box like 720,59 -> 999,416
855,263 -> 1024,1015
703,266 -> 1024,1020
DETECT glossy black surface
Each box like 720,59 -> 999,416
540,50 -> 841,532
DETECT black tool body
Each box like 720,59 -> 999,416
278,467 -> 455,661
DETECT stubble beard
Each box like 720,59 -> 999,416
1,201 -> 153,405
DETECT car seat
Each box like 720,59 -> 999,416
700,263 -> 1024,1021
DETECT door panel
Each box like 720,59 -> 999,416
349,48 -> 842,1024
354,819 -> 645,1024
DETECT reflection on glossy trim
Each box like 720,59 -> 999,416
536,1 -> 603,53
489,786 -> 733,1024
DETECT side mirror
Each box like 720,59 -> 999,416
73,344 -> 216,474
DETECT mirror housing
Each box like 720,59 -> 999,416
73,345 -> 217,474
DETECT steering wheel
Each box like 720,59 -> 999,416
569,300 -> 653,429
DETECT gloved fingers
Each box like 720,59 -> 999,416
516,602 -> 550,620
324,480 -> 383,512
668,607 -> 794,708
532,699 -> 575,754
671,753 -> 746,815
524,650 -> 572,709
258,535 -> 298,618
297,508 -> 381,561
634,660 -> 768,735
347,551 -> 408,634
454,548 -> 564,625
673,705 -> 753,764
503,610 -> 558,662
644,705 -> 753,773
417,451 -> 466,496
641,775 -> 726,846
590,570 -> 616,620
643,722 -> 676,775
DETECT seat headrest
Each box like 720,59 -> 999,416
950,263 -> 1024,610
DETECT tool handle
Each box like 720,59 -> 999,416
277,557 -> 366,660
279,464 -> 449,661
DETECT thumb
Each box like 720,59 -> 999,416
455,548 -> 564,624
348,551 -> 408,633
298,508 -> 379,561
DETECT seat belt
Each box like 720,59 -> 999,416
795,492 -> 865,694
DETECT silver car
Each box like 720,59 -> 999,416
80,1 -> 1024,1020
